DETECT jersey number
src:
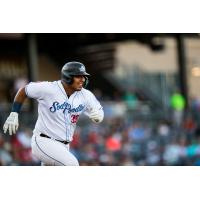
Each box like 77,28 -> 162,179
71,114 -> 79,123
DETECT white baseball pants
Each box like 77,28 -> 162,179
31,134 -> 79,166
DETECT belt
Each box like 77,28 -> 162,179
40,133 -> 70,145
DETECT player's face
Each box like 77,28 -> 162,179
71,75 -> 85,91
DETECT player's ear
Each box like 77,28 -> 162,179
69,75 -> 74,84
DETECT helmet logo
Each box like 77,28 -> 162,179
79,65 -> 85,72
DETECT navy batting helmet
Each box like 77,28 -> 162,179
61,61 -> 90,87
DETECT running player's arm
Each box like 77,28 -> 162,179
3,87 -> 27,135
3,82 -> 48,135
83,90 -> 104,123
14,87 -> 28,104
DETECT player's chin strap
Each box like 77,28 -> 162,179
83,76 -> 89,88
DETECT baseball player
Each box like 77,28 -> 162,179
3,61 -> 104,166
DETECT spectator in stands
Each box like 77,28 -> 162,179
0,133 -> 13,165
190,96 -> 200,131
123,89 -> 139,110
170,90 -> 186,128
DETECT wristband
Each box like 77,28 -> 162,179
11,102 -> 22,113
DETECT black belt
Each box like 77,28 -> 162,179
40,133 -> 70,145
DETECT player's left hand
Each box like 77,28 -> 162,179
3,112 -> 19,135
89,109 -> 103,123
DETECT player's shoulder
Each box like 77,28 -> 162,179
27,81 -> 59,93
80,88 -> 94,98
80,88 -> 94,96
51,80 -> 60,87
46,81 -> 62,91
27,81 -> 54,87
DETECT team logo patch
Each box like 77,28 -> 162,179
79,65 -> 85,72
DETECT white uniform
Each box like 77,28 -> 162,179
25,80 -> 104,166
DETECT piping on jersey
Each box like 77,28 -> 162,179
80,91 -> 90,109
35,136 -> 65,166
57,81 -> 77,142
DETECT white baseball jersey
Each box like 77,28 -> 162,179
25,80 -> 103,142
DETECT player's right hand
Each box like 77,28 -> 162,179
3,112 -> 19,135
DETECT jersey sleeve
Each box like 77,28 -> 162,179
83,90 -> 103,116
25,81 -> 49,100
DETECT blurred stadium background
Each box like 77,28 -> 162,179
1,33 -> 200,166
